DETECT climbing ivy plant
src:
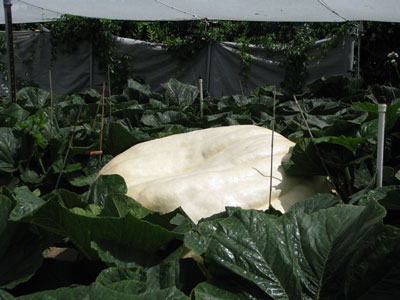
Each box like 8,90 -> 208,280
127,21 -> 356,93
48,15 -> 134,93
0,32 -> 38,93
3,18 -> 399,93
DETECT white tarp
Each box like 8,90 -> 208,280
0,1 -> 61,23
0,0 -> 400,24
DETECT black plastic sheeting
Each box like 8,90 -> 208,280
0,31 -> 354,97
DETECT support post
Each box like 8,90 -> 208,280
206,42 -> 212,94
199,77 -> 204,117
89,42 -> 94,89
357,21 -> 363,77
3,0 -> 16,102
376,104 -> 387,187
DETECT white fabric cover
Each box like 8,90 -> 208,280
0,0 -> 61,23
1,0 -> 399,24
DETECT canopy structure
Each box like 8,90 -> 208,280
1,0 -> 400,24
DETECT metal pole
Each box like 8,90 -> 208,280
376,104 -> 387,187
3,0 -> 16,102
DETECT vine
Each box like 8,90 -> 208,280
0,19 -> 364,95
0,32 -> 38,94
48,15 -> 134,93
229,22 -> 357,93
137,21 -> 356,93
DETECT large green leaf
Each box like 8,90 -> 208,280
9,186 -> 45,220
161,78 -> 199,106
384,101 -> 400,131
0,102 -> 30,127
288,193 -> 341,214
16,87 -> 51,109
357,101 -> 400,134
0,289 -> 15,299
353,161 -> 374,190
370,85 -> 400,103
91,239 -> 162,268
193,281 -> 266,300
17,283 -> 188,300
10,189 -> 180,260
104,121 -> 151,156
86,174 -> 127,207
123,79 -> 158,104
0,195 -> 43,289
95,267 -> 145,285
93,248 -> 204,295
0,128 -> 33,173
283,136 -> 366,177
343,224 -> 400,300
186,201 -> 399,299
282,138 -> 326,176
99,194 -> 152,219
360,185 -> 400,211
306,75 -> 351,99
313,136 -> 366,154
141,111 -> 187,127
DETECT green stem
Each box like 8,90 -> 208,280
345,166 -> 353,197
38,156 -> 47,175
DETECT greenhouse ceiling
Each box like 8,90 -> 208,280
0,0 -> 400,24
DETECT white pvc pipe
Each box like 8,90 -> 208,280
199,77 -> 204,117
376,104 -> 387,187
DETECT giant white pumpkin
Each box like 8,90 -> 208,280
98,125 -> 331,223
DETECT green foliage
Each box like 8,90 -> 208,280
46,18 -> 357,93
2,20 -> 400,94
0,194 -> 43,289
1,75 -> 400,200
140,21 -> 356,93
48,15 -> 134,94
359,22 -> 400,86
0,34 -> 39,91
189,199 -> 400,300
1,75 -> 400,298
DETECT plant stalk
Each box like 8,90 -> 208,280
98,82 -> 106,171
55,104 -> 83,189
269,86 -> 276,208
293,95 -> 339,194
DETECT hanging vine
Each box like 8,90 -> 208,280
1,18 -> 357,94
138,20 -> 356,93
48,15 -> 134,93
0,31 -> 38,93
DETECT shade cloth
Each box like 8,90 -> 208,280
0,31 -> 354,96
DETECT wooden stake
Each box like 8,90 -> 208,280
107,64 -> 112,121
268,86 -> 276,208
98,82 -> 106,171
293,95 -> 338,194
49,69 -> 54,135
199,77 -> 204,117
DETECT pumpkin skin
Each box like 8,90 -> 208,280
98,125 -> 331,223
